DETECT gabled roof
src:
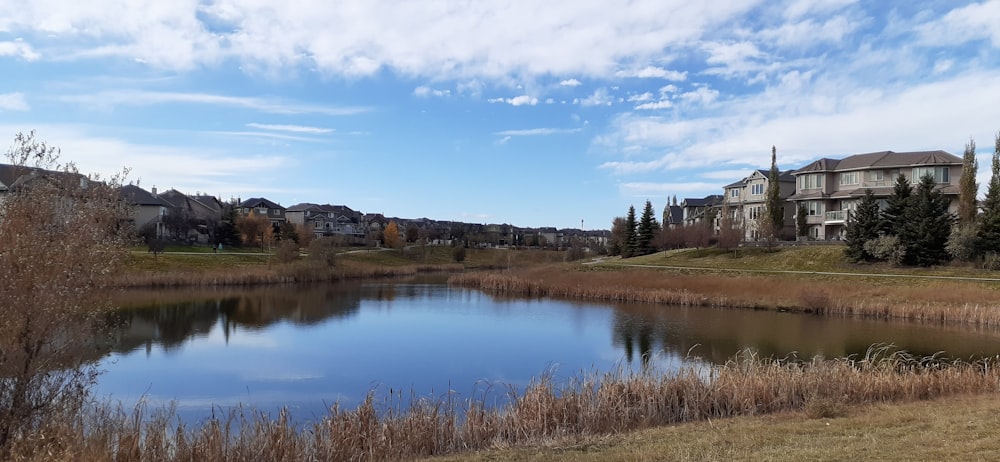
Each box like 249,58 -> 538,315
794,150 -> 960,173
681,195 -> 724,207
667,205 -> 683,224
120,184 -> 170,206
239,197 -> 284,210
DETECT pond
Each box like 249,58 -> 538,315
96,280 -> 1000,421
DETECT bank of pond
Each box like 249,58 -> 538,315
12,278 -> 1000,460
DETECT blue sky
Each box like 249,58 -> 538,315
2,1 -> 1000,229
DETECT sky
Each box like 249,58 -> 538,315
2,1 -> 1000,229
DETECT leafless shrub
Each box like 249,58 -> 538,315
0,131 -> 132,456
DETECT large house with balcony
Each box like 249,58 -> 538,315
722,169 -> 796,240
788,150 -> 962,240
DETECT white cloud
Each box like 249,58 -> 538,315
494,128 -> 582,136
634,100 -> 672,110
246,123 -> 334,134
679,86 -> 719,106
58,90 -> 369,115
627,92 -> 653,102
559,78 -> 582,87
489,95 -> 538,106
916,0 -> 1000,47
0,39 -> 39,60
413,86 -> 451,98
615,66 -> 687,80
577,88 -> 614,107
0,93 -> 29,111
0,1 -> 757,79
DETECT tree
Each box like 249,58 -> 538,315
623,205 -> 638,257
843,190 -> 881,262
958,138 -> 979,226
765,145 -> 785,238
636,200 -> 661,256
383,220 -> 403,250
796,203 -> 808,239
899,173 -> 954,266
0,132 -> 131,456
979,133 -> 1000,255
717,200 -> 742,250
881,173 -> 912,236
236,210 -> 270,248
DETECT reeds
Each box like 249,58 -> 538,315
117,260 -> 463,288
7,348 -> 1000,461
449,267 -> 1000,327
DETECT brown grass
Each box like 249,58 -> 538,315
7,349 -> 1000,461
449,266 -> 1000,327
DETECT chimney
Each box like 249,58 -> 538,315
151,186 -> 157,195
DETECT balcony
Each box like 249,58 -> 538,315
825,210 -> 850,223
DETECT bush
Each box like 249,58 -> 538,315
273,240 -> 300,264
983,252 -> 1000,271
946,224 -> 977,262
452,245 -> 466,263
308,237 -> 338,267
863,235 -> 905,265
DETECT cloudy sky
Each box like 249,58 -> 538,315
2,1 -> 999,229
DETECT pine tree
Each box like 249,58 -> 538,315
881,173 -> 912,236
765,145 -> 784,237
637,200 -> 660,256
843,189 -> 881,262
623,205 -> 638,258
900,174 -> 954,266
978,133 -> 1000,254
958,138 -> 979,225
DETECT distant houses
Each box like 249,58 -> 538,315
663,149 -> 964,243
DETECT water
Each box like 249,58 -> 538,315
96,281 -> 1000,421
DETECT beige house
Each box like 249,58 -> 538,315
722,169 -> 796,240
788,150 -> 962,240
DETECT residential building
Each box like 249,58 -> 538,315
662,202 -> 683,229
721,169 -> 796,240
679,195 -> 723,227
286,203 -> 364,238
120,184 -> 171,238
238,197 -> 286,225
158,189 -> 225,243
788,150 -> 962,240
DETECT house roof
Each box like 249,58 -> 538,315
120,184 -> 170,206
681,195 -> 723,207
794,150 -> 960,173
239,197 -> 284,210
667,205 -> 683,224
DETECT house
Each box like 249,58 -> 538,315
286,203 -> 364,238
679,195 -> 723,227
157,189 -> 225,243
721,169 -> 796,240
662,202 -> 683,229
238,197 -> 286,225
120,184 -> 171,238
787,150 -> 962,240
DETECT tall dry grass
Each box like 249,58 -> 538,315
449,267 -> 1000,327
7,348 -> 1000,461
117,260 -> 463,288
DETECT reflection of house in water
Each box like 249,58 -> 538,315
108,284 -> 366,354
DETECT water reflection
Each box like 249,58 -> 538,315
611,302 -> 1000,366
96,282 -> 1000,421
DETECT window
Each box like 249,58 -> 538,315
749,206 -> 760,220
867,170 -> 885,182
257,207 -> 267,215
730,188 -> 740,198
314,221 -> 322,229
272,209 -> 280,216
839,171 -> 860,186
750,183 -> 764,195
798,174 -> 823,190
912,166 -> 950,183
806,201 -> 824,216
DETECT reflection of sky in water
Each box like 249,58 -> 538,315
96,283 -> 1000,422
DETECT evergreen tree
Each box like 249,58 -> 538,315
796,203 -> 808,239
881,173 -> 912,236
843,189 -> 881,262
623,205 -> 638,257
765,145 -> 784,237
978,133 -> 1000,254
899,173 -> 954,266
637,200 -> 660,255
958,138 -> 979,226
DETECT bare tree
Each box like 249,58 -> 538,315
0,132 -> 132,456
